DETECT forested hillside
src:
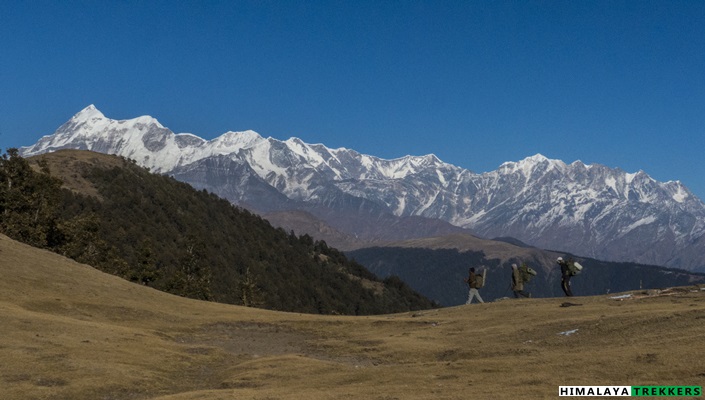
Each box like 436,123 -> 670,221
0,149 -> 435,314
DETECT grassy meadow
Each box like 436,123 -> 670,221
1,233 -> 704,399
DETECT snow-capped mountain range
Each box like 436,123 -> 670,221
21,105 -> 705,271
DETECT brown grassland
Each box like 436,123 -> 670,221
1,233 -> 704,399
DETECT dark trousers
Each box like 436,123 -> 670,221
561,275 -> 573,296
514,290 -> 530,298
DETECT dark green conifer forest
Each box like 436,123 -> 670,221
0,149 -> 436,315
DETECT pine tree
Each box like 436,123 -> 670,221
238,266 -> 262,307
129,240 -> 160,286
169,239 -> 213,301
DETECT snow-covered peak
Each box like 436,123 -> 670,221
398,153 -> 444,166
498,153 -> 566,178
209,130 -> 264,149
174,133 -> 206,148
132,114 -> 166,128
72,104 -> 105,121
524,153 -> 550,163
499,153 -> 544,168
284,137 -> 313,155
571,160 -> 591,169
625,170 -> 651,185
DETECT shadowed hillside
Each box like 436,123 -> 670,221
0,149 -> 435,315
2,233 -> 704,399
348,234 -> 705,305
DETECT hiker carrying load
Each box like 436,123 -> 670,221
464,267 -> 485,304
557,257 -> 582,297
511,263 -> 535,298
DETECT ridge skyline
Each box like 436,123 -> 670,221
23,104 -> 695,201
4,2 -> 704,206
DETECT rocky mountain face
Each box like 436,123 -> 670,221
21,105 -> 705,271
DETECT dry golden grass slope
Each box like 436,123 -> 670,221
1,233 -> 704,400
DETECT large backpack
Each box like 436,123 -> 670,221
474,270 -> 486,288
567,261 -> 583,276
519,263 -> 537,283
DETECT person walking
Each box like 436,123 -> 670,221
464,267 -> 484,304
557,257 -> 574,296
511,263 -> 531,298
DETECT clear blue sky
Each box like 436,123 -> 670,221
2,1 -> 704,199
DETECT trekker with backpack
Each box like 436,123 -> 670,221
464,267 -> 484,304
557,257 -> 576,296
511,263 -> 532,298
